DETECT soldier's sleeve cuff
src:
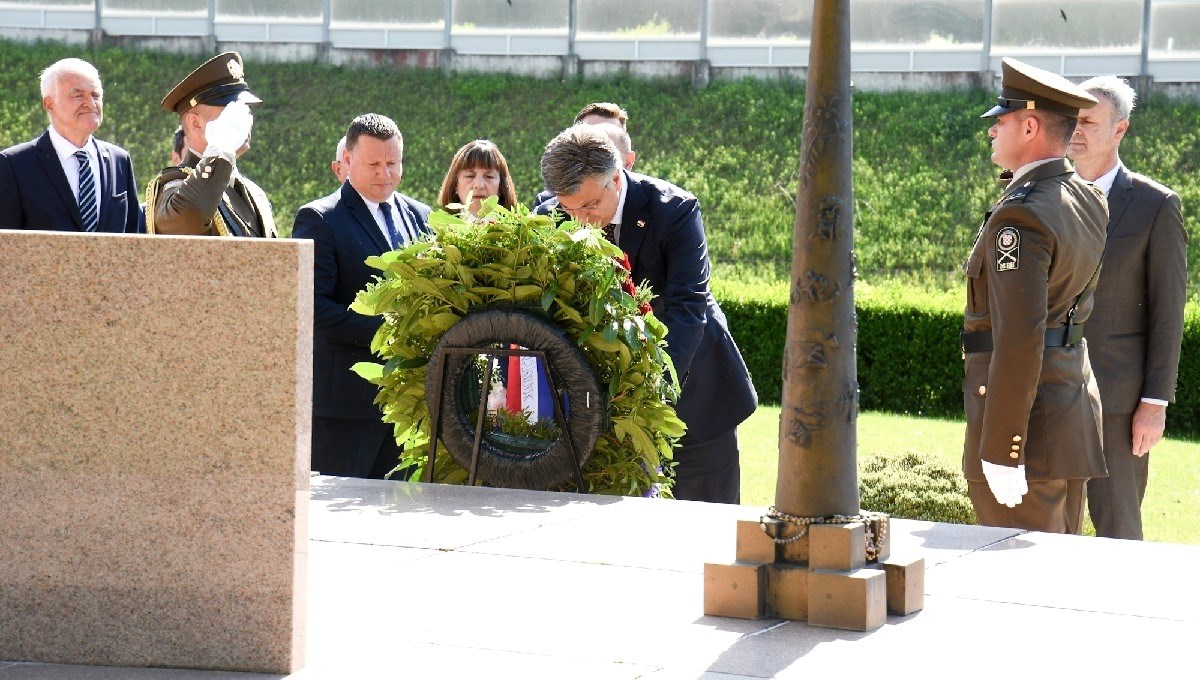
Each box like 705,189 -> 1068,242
201,145 -> 238,167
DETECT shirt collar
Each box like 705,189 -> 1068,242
610,171 -> 629,226
1085,160 -> 1122,196
47,125 -> 94,164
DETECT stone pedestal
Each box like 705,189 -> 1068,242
0,231 -> 313,673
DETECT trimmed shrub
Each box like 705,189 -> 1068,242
859,450 -> 977,525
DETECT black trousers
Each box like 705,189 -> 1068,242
671,428 -> 741,504
312,415 -> 403,480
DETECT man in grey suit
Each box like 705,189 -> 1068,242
1070,76 -> 1188,540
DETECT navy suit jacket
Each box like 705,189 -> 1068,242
542,171 -> 757,441
293,182 -> 431,420
0,130 -> 141,233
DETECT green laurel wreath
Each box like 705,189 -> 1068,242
350,197 -> 685,496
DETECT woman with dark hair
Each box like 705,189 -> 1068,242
436,139 -> 518,217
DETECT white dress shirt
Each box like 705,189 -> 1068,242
359,192 -> 415,248
47,125 -> 100,212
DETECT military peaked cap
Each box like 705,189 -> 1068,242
981,57 -> 1097,119
161,51 -> 261,115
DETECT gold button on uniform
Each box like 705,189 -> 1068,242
1011,445 -> 1020,451
1010,452 -> 1019,459
1013,435 -> 1022,442
978,385 -> 986,396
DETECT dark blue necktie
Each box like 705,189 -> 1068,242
379,200 -> 405,249
74,150 -> 98,232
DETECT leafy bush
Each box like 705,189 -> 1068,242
859,450 -> 977,525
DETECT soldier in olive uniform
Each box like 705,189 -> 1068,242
145,52 -> 275,238
962,58 -> 1110,533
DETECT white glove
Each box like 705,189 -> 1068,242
982,461 -> 1028,508
204,101 -> 253,155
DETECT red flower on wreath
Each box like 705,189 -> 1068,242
615,251 -> 652,315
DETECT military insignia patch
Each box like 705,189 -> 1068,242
227,59 -> 244,80
996,226 -> 1020,271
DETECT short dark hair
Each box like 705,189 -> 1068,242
573,102 -> 628,128
1029,110 -> 1076,148
540,126 -> 620,196
346,113 -> 401,151
171,125 -> 185,159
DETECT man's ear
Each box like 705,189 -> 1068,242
1113,118 -> 1129,143
1022,113 -> 1040,138
182,110 -> 202,134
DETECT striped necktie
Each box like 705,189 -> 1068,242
379,200 -> 405,249
74,150 -> 98,232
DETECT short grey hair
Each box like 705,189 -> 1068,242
334,135 -> 347,162
40,58 -> 101,99
1078,75 -> 1136,121
540,126 -> 620,196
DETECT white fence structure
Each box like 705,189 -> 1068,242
2,0 -> 1199,82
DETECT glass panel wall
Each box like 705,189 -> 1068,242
1150,0 -> 1200,54
992,0 -> 1142,49
4,0 -> 91,6
452,0 -> 566,30
709,0 -> 811,41
576,0 -> 700,36
105,0 -> 196,11
332,0 -> 443,26
851,0 -> 984,45
216,0 -> 320,20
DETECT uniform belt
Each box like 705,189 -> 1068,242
960,325 -> 1084,354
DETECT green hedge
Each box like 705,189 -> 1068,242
715,280 -> 1200,439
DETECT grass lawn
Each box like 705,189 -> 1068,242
737,406 -> 1200,545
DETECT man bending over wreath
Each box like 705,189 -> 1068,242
537,126 -> 757,504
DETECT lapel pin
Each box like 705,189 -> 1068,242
636,220 -> 646,228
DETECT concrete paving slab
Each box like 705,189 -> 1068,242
927,531 -> 1200,620
467,495 -> 760,570
5,479 -> 1198,679
309,477 -> 614,550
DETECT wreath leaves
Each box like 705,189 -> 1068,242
350,197 -> 684,496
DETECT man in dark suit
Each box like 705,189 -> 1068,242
0,58 -> 140,234
533,102 -> 631,208
962,58 -> 1109,533
538,125 -> 757,503
1070,76 -> 1187,540
293,113 -> 431,479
